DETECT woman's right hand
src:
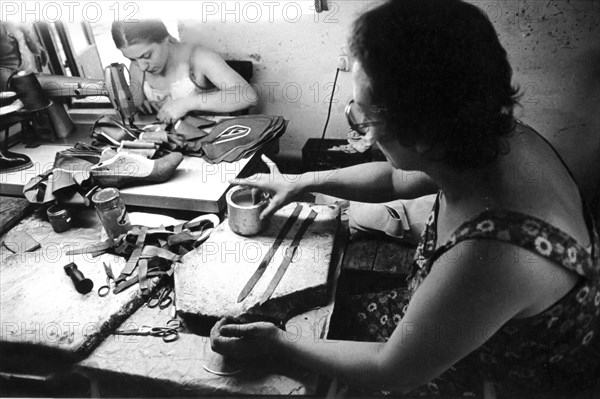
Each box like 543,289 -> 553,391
229,155 -> 302,220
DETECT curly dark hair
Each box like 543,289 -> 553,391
111,20 -> 171,49
349,0 -> 520,169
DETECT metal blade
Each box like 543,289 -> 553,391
237,204 -> 303,302
259,209 -> 318,305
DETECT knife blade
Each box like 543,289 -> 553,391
259,209 -> 318,305
237,204 -> 303,302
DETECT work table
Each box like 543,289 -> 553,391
0,200 -> 339,396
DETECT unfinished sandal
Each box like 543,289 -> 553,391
90,151 -> 183,189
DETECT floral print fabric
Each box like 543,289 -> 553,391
351,192 -> 600,396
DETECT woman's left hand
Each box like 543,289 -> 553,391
156,98 -> 190,124
210,317 -> 281,359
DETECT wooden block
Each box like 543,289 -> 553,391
373,241 -> 416,275
175,203 -> 340,323
0,211 -> 155,361
2,230 -> 40,253
342,239 -> 379,271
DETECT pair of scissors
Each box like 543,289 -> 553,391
98,262 -> 115,297
114,319 -> 182,343
148,285 -> 173,309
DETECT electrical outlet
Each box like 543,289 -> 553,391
337,56 -> 350,72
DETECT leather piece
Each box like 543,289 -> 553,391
22,144 -> 102,205
138,258 -> 149,294
66,239 -> 113,256
2,230 -> 40,253
115,227 -> 147,285
237,203 -> 303,302
91,114 -> 140,146
259,209 -> 318,305
195,115 -> 287,163
140,245 -> 181,262
173,120 -> 209,140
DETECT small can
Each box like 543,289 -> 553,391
226,185 -> 269,236
46,204 -> 73,233
92,188 -> 131,239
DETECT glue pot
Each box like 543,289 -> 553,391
226,185 -> 269,236
92,187 -> 132,239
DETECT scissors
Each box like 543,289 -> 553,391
98,262 -> 115,297
148,285 -> 173,309
114,319 -> 181,343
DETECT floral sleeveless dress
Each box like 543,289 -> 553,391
350,192 -> 600,397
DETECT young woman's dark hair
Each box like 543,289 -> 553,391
349,0 -> 520,169
111,20 -> 171,49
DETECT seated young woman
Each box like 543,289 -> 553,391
111,20 -> 258,124
210,0 -> 600,396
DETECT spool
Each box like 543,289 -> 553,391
8,70 -> 51,111
226,186 -> 269,236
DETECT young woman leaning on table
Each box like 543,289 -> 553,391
111,20 -> 257,124
210,0 -> 600,396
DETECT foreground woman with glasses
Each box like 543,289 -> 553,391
211,0 -> 600,396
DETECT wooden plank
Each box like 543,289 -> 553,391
373,241 -> 416,275
342,239 -> 379,271
0,196 -> 31,237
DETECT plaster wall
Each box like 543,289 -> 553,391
179,0 -> 599,201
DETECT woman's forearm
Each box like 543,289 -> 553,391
273,330 -> 415,392
295,162 -> 437,203
276,329 -> 383,385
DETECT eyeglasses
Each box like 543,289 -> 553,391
345,99 -> 386,136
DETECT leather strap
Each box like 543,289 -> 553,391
237,204 -> 303,302
115,226 -> 147,285
140,245 -> 181,262
138,258 -> 149,294
113,268 -> 169,294
259,209 -> 318,305
66,239 -> 113,256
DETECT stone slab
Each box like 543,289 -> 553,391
175,203 -> 340,324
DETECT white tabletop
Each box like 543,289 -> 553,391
0,142 -> 258,213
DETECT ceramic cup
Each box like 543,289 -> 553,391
226,186 -> 269,236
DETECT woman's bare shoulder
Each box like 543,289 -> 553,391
498,121 -> 590,245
